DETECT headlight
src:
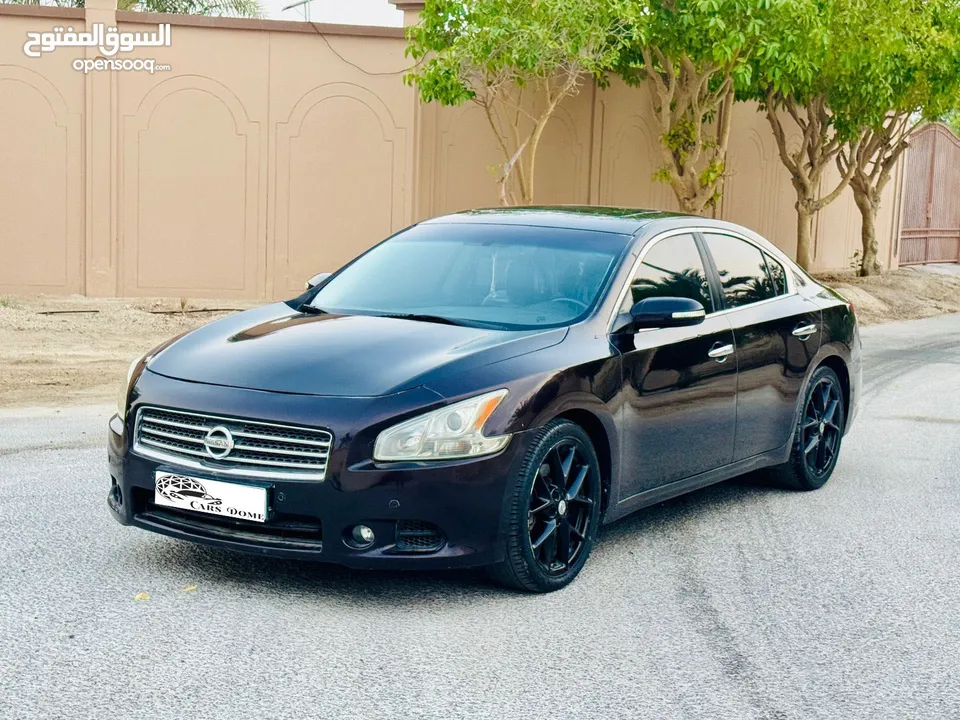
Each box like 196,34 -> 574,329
373,389 -> 511,461
115,332 -> 191,422
117,353 -> 146,421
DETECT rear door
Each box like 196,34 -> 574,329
700,232 -> 822,461
614,232 -> 738,500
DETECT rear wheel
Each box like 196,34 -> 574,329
767,366 -> 845,491
488,420 -> 602,593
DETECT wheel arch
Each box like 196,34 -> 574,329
782,347 -> 853,456
554,407 -> 614,516
536,395 -> 620,522
815,354 -> 851,427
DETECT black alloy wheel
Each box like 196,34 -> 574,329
768,365 -> 846,491
489,419 -> 602,592
527,441 -> 594,575
802,375 -> 843,478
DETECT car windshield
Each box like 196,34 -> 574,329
309,222 -> 628,330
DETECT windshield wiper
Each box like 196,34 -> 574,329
378,313 -> 464,327
297,303 -> 328,315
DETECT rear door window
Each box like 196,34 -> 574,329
703,233 -> 776,309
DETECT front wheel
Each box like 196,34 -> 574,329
767,365 -> 846,491
488,420 -> 602,593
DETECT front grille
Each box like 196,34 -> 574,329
395,520 -> 445,552
134,406 -> 332,480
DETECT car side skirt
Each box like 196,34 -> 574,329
603,441 -> 790,525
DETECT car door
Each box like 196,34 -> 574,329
700,232 -> 822,461
613,232 -> 738,501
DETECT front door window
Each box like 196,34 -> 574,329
622,233 -> 714,313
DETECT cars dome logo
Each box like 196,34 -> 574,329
156,475 -> 221,506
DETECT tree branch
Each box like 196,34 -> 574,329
814,138 -> 859,210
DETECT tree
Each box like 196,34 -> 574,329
615,0 -> 771,214
743,0 -> 871,272
6,0 -> 262,17
837,0 -> 960,276
942,110 -> 960,137
405,0 -> 631,206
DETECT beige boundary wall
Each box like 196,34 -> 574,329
0,0 -> 904,300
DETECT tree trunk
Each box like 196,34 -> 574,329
853,187 -> 881,276
796,203 -> 814,271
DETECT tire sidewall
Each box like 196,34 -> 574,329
793,366 -> 845,489
502,420 -> 602,592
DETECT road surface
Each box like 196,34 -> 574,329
1,314 -> 958,719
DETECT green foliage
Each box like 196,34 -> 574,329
737,0 -> 960,269
405,0 -> 631,106
822,0 -> 960,276
829,0 -> 959,138
652,167 -> 672,184
698,157 -> 726,203
661,117 -> 697,168
5,0 -> 262,17
943,111 -> 960,137
749,0 -> 960,139
615,0 -> 774,213
405,0 -> 633,205
742,0 -> 828,99
619,0 -> 771,90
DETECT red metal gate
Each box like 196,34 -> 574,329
900,122 -> 960,265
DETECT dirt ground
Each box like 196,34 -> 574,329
1,267 -> 958,408
813,267 -> 960,326
0,296 -> 257,409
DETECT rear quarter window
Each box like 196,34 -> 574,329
763,252 -> 788,296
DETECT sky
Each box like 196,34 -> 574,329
260,0 -> 404,24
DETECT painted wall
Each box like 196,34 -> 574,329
0,2 -> 902,299
418,79 -> 902,276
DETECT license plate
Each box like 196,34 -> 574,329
154,472 -> 267,523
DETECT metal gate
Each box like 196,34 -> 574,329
900,122 -> 960,265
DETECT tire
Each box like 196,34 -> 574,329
767,365 -> 846,491
487,419 -> 603,593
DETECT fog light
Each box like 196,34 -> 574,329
108,477 -> 123,510
352,525 -> 375,548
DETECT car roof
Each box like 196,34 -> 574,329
421,206 -> 687,234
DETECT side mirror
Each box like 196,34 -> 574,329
304,272 -> 331,291
629,296 -> 706,330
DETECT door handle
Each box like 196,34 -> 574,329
708,342 -> 734,362
792,323 -> 818,339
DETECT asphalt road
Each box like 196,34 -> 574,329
1,314 -> 959,720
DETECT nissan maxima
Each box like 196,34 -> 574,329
108,207 -> 860,592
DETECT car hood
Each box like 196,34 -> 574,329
146,303 -> 566,398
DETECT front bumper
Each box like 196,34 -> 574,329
107,372 -> 531,570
